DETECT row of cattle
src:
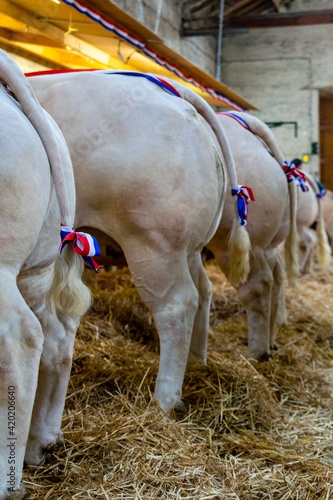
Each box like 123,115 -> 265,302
0,50 -> 331,499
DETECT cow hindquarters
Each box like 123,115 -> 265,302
0,271 -> 43,500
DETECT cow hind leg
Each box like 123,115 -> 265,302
17,267 -> 80,466
299,227 -> 317,274
187,252 -> 213,364
24,309 -> 78,466
275,251 -> 288,326
237,249 -> 274,361
266,250 -> 285,351
125,248 -> 199,412
0,272 -> 43,499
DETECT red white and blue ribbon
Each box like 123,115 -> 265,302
59,224 -> 101,272
315,181 -> 326,199
57,0 -> 245,111
216,111 -> 251,132
282,161 -> 309,192
104,71 -> 181,97
231,185 -> 255,226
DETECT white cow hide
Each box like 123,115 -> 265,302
29,71 -> 252,412
206,113 -> 298,361
0,50 -> 90,500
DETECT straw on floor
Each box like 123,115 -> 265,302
24,262 -> 333,499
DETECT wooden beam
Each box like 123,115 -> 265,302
64,0 -> 257,109
4,42 -> 100,68
0,0 -> 257,110
225,10 -> 333,28
0,0 -> 114,66
271,0 -> 287,13
189,0 -> 214,14
77,0 -> 163,43
0,28 -> 63,47
224,0 -> 259,16
0,39 -> 60,68
234,0 -> 267,17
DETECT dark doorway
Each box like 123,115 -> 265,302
319,91 -> 333,191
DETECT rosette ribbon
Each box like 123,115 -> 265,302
282,161 -> 309,192
231,185 -> 255,226
59,224 -> 101,272
316,181 -> 326,199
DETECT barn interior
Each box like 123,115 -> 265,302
1,1 -> 333,498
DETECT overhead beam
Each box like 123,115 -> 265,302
66,0 -> 257,109
225,9 -> 333,28
0,0 -> 257,110
189,0 -> 215,14
0,39 -> 60,68
0,28 -> 63,47
0,0 -> 113,66
224,0 -> 262,16
271,0 -> 287,13
234,0 -> 267,17
76,0 -> 163,43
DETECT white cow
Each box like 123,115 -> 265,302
0,51 -> 91,499
205,112 -> 298,361
321,189 -> 333,250
296,173 -> 331,274
29,70 -> 251,412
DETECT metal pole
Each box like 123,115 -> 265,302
215,0 -> 225,81
137,0 -> 144,24
154,0 -> 164,34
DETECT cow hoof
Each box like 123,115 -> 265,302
173,400 -> 187,414
25,430 -> 64,465
43,440 -> 63,464
271,343 -> 278,351
187,350 -> 206,365
258,351 -> 272,362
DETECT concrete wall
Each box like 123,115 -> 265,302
100,0 -> 333,177
221,0 -> 333,176
111,0 -> 217,76
7,0 -> 333,178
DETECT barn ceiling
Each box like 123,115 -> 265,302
0,0 -> 257,110
181,0 -> 333,35
2,0 -> 333,109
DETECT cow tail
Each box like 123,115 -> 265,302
0,49 -> 71,224
245,112 -> 331,275
0,49 -> 91,319
235,113 -> 300,285
316,210 -> 332,272
306,175 -> 332,272
176,86 -> 251,288
284,181 -> 299,286
47,247 -> 92,318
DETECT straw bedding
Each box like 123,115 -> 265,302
24,263 -> 333,499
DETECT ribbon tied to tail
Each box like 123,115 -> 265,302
231,185 -> 255,226
316,181 -> 326,199
59,224 -> 101,272
282,160 -> 309,192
